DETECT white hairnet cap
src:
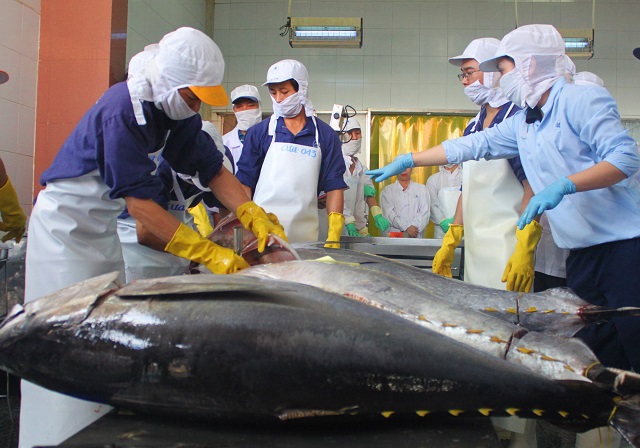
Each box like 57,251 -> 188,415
574,71 -> 604,87
264,59 -> 315,122
230,85 -> 261,103
479,25 -> 566,108
156,27 -> 227,106
448,38 -> 500,67
479,24 -> 565,73
263,59 -> 309,86
343,117 -> 361,132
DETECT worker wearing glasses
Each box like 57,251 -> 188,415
428,38 -> 537,293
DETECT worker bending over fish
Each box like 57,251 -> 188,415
22,27 -> 285,448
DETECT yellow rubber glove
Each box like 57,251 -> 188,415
502,220 -> 543,293
358,226 -> 370,237
0,177 -> 27,243
431,224 -> 463,278
325,212 -> 344,249
236,201 -> 288,253
165,223 -> 249,274
187,202 -> 214,237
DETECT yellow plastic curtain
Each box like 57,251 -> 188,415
368,114 -> 472,237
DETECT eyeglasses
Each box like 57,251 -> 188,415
457,69 -> 481,81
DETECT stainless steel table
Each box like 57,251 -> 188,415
338,236 -> 464,280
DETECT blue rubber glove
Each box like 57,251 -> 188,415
365,153 -> 415,183
439,218 -> 454,233
518,177 -> 576,230
346,222 -> 361,237
364,185 -> 377,197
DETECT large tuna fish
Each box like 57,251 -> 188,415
239,259 -> 640,394
0,272 -> 638,446
292,244 -> 640,336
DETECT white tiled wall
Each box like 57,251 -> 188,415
126,0 -> 208,65
0,0 -> 41,214
211,0 -> 640,118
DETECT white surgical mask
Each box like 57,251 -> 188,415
499,70 -> 531,109
272,92 -> 303,118
342,138 -> 361,157
157,89 -> 198,121
235,108 -> 262,131
463,81 -> 492,106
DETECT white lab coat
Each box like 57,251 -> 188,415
343,157 -> 371,234
380,180 -> 430,237
426,166 -> 462,238
222,125 -> 243,173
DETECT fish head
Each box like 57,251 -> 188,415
0,271 -> 120,378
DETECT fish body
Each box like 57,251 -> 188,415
0,272 -> 624,432
293,245 -> 640,336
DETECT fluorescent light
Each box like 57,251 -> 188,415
559,28 -> 594,59
289,17 -> 363,48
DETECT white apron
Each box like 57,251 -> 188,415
253,116 -> 322,244
434,186 -> 461,238
21,170 -> 121,447
462,105 -> 522,289
117,171 -> 195,283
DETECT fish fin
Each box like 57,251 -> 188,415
609,394 -> 640,448
312,256 -> 360,267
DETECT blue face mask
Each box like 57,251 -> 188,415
158,89 -> 198,121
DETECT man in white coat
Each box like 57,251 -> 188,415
223,84 -> 262,173
380,160 -> 430,238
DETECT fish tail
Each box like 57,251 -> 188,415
586,364 -> 640,396
609,394 -> 640,448
579,306 -> 640,324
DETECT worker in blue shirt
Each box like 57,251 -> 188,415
367,24 -> 640,372
236,59 -> 347,247
21,27 -> 286,448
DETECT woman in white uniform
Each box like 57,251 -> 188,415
341,117 -> 390,237
426,164 -> 462,238
236,60 -> 347,247
21,28 -> 285,448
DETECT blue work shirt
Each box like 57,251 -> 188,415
236,116 -> 347,194
443,78 -> 640,249
41,82 -> 223,203
118,157 -> 221,220
464,102 -> 526,184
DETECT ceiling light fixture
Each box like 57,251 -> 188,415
280,17 -> 363,48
